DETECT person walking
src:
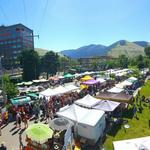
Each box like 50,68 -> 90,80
19,133 -> 24,150
16,112 -> 22,129
0,142 -> 7,150
0,114 -> 2,136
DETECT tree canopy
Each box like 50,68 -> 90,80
144,46 -> 150,58
2,74 -> 18,99
19,50 -> 40,81
41,51 -> 60,79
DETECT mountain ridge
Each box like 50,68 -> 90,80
61,40 -> 149,58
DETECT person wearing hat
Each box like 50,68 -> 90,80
0,142 -> 7,150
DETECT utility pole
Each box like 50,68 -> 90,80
0,56 -> 6,104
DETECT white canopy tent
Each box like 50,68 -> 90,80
64,84 -> 79,92
75,94 -> 100,108
116,80 -> 133,89
57,104 -> 105,144
128,77 -> 138,81
53,86 -> 69,94
96,78 -> 106,83
107,87 -> 124,93
39,88 -> 56,97
93,100 -> 120,112
113,136 -> 150,150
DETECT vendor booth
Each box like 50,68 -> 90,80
107,87 -> 124,94
113,136 -> 150,150
57,104 -> 105,145
80,75 -> 93,81
96,92 -> 133,103
93,100 -> 120,112
10,96 -> 31,106
75,94 -> 100,108
49,118 -> 74,150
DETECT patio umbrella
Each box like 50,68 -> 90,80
49,118 -> 73,131
25,123 -> 54,144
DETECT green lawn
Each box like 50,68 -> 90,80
103,80 -> 150,150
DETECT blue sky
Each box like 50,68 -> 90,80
0,0 -> 150,51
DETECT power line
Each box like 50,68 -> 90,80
38,0 -> 49,34
22,0 -> 28,25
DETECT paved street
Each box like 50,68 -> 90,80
0,117 -> 48,150
0,121 -> 27,150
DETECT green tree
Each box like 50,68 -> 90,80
144,46 -> 150,58
135,55 -> 145,70
90,60 -> 99,70
2,74 -> 18,99
118,55 -> 129,68
59,57 -> 70,72
42,51 -> 60,79
19,50 -> 40,81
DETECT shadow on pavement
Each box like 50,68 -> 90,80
12,128 -> 20,135
19,128 -> 25,134
1,124 -> 8,129
9,126 -> 17,132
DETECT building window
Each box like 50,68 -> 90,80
17,45 -> 21,48
12,45 -> 16,48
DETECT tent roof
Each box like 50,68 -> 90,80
82,79 -> 99,85
96,92 -> 133,103
40,88 -> 55,97
93,100 -> 120,112
64,73 -> 74,78
107,87 -> 124,93
116,80 -> 132,89
113,136 -> 150,150
53,86 -> 68,94
49,118 -> 73,131
75,94 -> 100,108
80,75 -> 93,81
128,77 -> 138,81
96,78 -> 106,83
57,104 -> 104,126
10,96 -> 31,105
65,84 -> 79,92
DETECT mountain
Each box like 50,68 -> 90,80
61,40 -> 149,59
61,44 -> 108,59
35,48 -> 48,56
107,40 -> 145,58
35,48 -> 67,58
133,41 -> 150,48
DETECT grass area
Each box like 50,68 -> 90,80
103,80 -> 150,150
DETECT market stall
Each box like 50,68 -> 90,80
75,94 -> 100,108
80,75 -> 93,81
57,104 -> 105,145
96,92 -> 133,103
93,100 -> 120,112
10,96 -> 31,106
113,136 -> 150,150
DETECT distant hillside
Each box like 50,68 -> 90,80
35,48 -> 48,56
61,40 -> 149,59
61,44 -> 108,59
107,40 -> 145,58
35,48 -> 67,58
133,41 -> 150,48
